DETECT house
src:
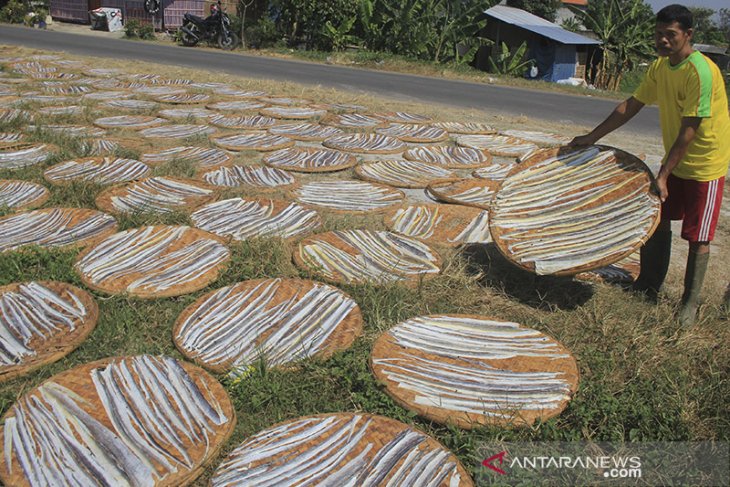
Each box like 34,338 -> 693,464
693,44 -> 730,72
475,5 -> 600,82
50,0 -> 215,29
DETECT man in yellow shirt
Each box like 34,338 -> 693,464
571,4 -> 730,326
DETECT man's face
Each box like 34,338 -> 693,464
654,21 -> 693,57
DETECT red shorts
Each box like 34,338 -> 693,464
662,173 -> 725,242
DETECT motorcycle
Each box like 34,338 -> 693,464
179,1 -> 239,51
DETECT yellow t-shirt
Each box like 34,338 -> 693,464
633,51 -> 730,181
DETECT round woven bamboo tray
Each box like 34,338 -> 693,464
93,115 -> 166,130
373,111 -> 433,124
0,132 -> 24,149
208,114 -> 277,130
321,113 -> 388,130
432,121 -> 496,135
0,354 -> 236,487
263,147 -> 357,173
499,129 -> 572,148
191,197 -> 321,242
403,145 -> 492,169
200,164 -> 298,191
209,412 -> 472,486
0,281 -> 98,383
0,207 -> 118,253
294,229 -> 442,286
75,225 -> 230,298
173,278 -> 362,374
456,134 -> 539,158
489,145 -> 661,276
44,157 -> 150,186
0,179 -> 49,210
355,159 -> 458,189
259,106 -> 327,120
323,133 -> 407,154
139,124 -> 216,140
0,143 -> 55,170
575,252 -> 641,284
267,122 -> 344,141
425,179 -> 501,209
384,203 -> 491,246
210,132 -> 295,152
141,146 -> 231,169
375,124 -> 449,143
371,314 -> 579,429
292,180 -> 404,214
95,176 -> 217,215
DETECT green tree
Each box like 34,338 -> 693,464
355,0 -> 491,63
561,16 -> 582,32
271,0 -> 359,50
719,8 -> 730,44
571,0 -> 654,90
689,7 -> 725,46
488,41 -> 534,75
506,0 -> 561,22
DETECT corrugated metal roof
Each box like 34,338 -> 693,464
485,5 -> 600,45
693,44 -> 728,55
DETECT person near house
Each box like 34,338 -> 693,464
569,4 -> 730,326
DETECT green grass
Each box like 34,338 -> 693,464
0,49 -> 728,486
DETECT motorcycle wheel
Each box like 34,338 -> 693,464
179,25 -> 199,47
218,31 -> 239,50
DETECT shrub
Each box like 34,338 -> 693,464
0,0 -> 32,24
244,16 -> 279,49
272,0 -> 359,50
124,18 -> 156,40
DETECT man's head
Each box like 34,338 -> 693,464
655,5 -> 694,58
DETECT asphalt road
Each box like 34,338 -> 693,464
1,24 -> 660,136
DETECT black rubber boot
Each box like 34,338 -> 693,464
723,283 -> 730,317
678,251 -> 709,327
631,230 -> 672,302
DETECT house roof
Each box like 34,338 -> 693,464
693,44 -> 728,55
484,5 -> 600,45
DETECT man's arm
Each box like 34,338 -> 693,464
654,117 -> 701,201
569,97 -> 645,146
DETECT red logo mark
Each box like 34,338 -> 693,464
482,451 -> 508,475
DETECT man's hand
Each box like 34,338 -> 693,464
654,173 -> 669,202
568,134 -> 597,147
569,97 -> 645,148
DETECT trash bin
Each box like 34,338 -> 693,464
89,9 -> 108,30
89,7 -> 123,32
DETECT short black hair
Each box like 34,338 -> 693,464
656,4 -> 693,31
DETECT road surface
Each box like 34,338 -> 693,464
0,24 -> 660,135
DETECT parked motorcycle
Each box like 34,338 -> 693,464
179,1 -> 239,50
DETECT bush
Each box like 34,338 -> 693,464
24,8 -> 48,27
619,66 -> 648,94
244,16 -> 280,49
272,0 -> 358,50
0,0 -> 32,24
124,19 -> 156,40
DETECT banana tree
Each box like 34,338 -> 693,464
487,41 -> 534,76
570,0 -> 653,90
